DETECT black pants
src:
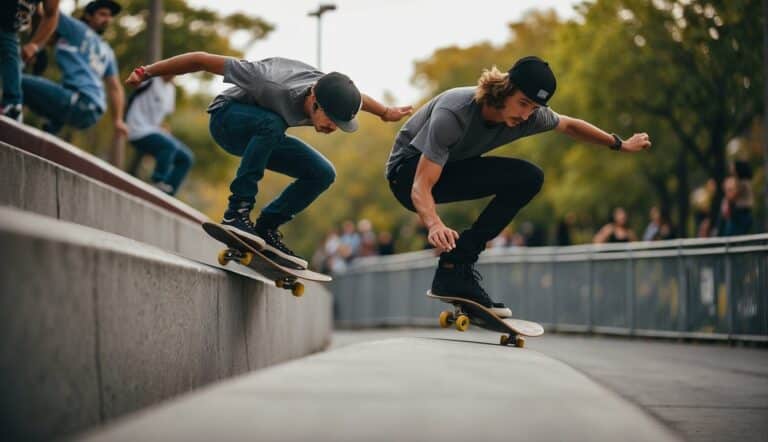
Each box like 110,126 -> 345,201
388,155 -> 544,263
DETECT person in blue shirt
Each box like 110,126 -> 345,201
21,0 -> 127,137
0,0 -> 60,122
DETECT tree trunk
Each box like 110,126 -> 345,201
676,148 -> 689,237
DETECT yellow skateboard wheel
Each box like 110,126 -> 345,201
515,336 -> 526,348
240,251 -> 253,266
500,335 -> 510,346
455,315 -> 470,332
275,279 -> 284,288
217,249 -> 229,266
438,310 -> 452,328
292,282 -> 305,297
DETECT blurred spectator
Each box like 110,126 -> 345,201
691,178 -> 716,237
339,220 -> 361,259
125,75 -> 194,195
357,219 -> 378,257
642,206 -> 676,241
717,173 -> 753,236
556,212 -> 576,246
22,0 -> 127,136
487,227 -> 513,249
593,207 -> 637,243
520,221 -> 545,247
377,231 -> 395,255
1,0 -> 59,122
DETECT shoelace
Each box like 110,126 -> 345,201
264,229 -> 296,256
458,264 -> 493,304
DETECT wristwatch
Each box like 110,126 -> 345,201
610,133 -> 623,151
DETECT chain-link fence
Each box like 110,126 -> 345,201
332,234 -> 768,342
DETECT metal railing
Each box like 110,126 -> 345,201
332,234 -> 768,342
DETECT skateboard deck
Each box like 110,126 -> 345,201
203,222 -> 331,296
427,291 -> 544,347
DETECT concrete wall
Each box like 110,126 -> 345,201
0,207 -> 332,441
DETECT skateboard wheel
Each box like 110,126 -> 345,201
500,335 -> 510,346
292,282 -> 305,297
455,315 -> 470,332
515,336 -> 526,348
275,279 -> 284,288
217,249 -> 229,266
438,310 -> 453,328
239,251 -> 253,266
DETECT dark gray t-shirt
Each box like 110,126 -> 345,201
207,57 -> 321,127
385,87 -> 560,177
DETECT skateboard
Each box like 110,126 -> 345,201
202,222 -> 332,296
427,291 -> 544,347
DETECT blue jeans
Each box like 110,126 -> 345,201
21,75 -> 102,133
209,101 -> 336,225
0,29 -> 22,106
131,131 -> 194,195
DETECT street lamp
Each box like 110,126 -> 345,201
308,3 -> 337,71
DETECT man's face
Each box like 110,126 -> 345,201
85,8 -> 114,34
310,101 -> 338,134
499,90 -> 540,127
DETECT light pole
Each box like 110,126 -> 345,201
308,3 -> 336,71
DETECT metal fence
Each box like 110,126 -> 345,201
331,234 -> 768,342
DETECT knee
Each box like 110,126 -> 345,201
529,165 -> 544,194
316,162 -> 336,189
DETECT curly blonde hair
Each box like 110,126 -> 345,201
474,66 -> 517,109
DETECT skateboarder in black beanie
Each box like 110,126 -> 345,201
385,56 -> 651,317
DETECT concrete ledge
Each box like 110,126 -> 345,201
78,337 -> 681,442
0,207 -> 332,441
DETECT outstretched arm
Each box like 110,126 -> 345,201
555,115 -> 651,152
126,52 -> 231,87
411,155 -> 458,253
361,94 -> 413,122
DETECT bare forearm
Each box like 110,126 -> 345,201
361,94 -> 388,118
30,2 -> 59,46
411,182 -> 443,229
563,118 -> 614,147
146,52 -> 229,77
108,82 -> 124,121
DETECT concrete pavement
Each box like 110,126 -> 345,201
334,329 -> 768,442
81,337 -> 680,442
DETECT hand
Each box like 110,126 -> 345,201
21,43 -> 39,63
114,120 -> 129,138
427,222 -> 459,253
125,67 -> 147,87
381,105 -> 414,122
621,132 -> 651,152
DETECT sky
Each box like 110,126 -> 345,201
63,0 -> 581,104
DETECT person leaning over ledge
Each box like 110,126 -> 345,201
384,56 -> 652,318
126,52 -> 412,269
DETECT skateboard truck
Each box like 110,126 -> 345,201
438,304 -> 526,348
217,247 -> 305,297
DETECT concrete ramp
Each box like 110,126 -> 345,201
80,337 -> 681,442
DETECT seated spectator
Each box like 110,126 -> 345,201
125,75 -> 194,195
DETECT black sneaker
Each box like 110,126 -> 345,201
1,104 -> 22,123
221,207 -> 267,249
253,225 -> 308,269
431,261 -> 512,318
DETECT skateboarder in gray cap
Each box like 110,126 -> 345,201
127,53 -> 412,268
386,56 -> 651,317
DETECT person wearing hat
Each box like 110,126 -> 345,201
126,53 -> 412,268
385,56 -> 651,317
0,0 -> 60,122
21,0 -> 126,136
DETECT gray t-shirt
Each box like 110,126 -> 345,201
385,87 -> 560,177
207,57 -> 321,127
